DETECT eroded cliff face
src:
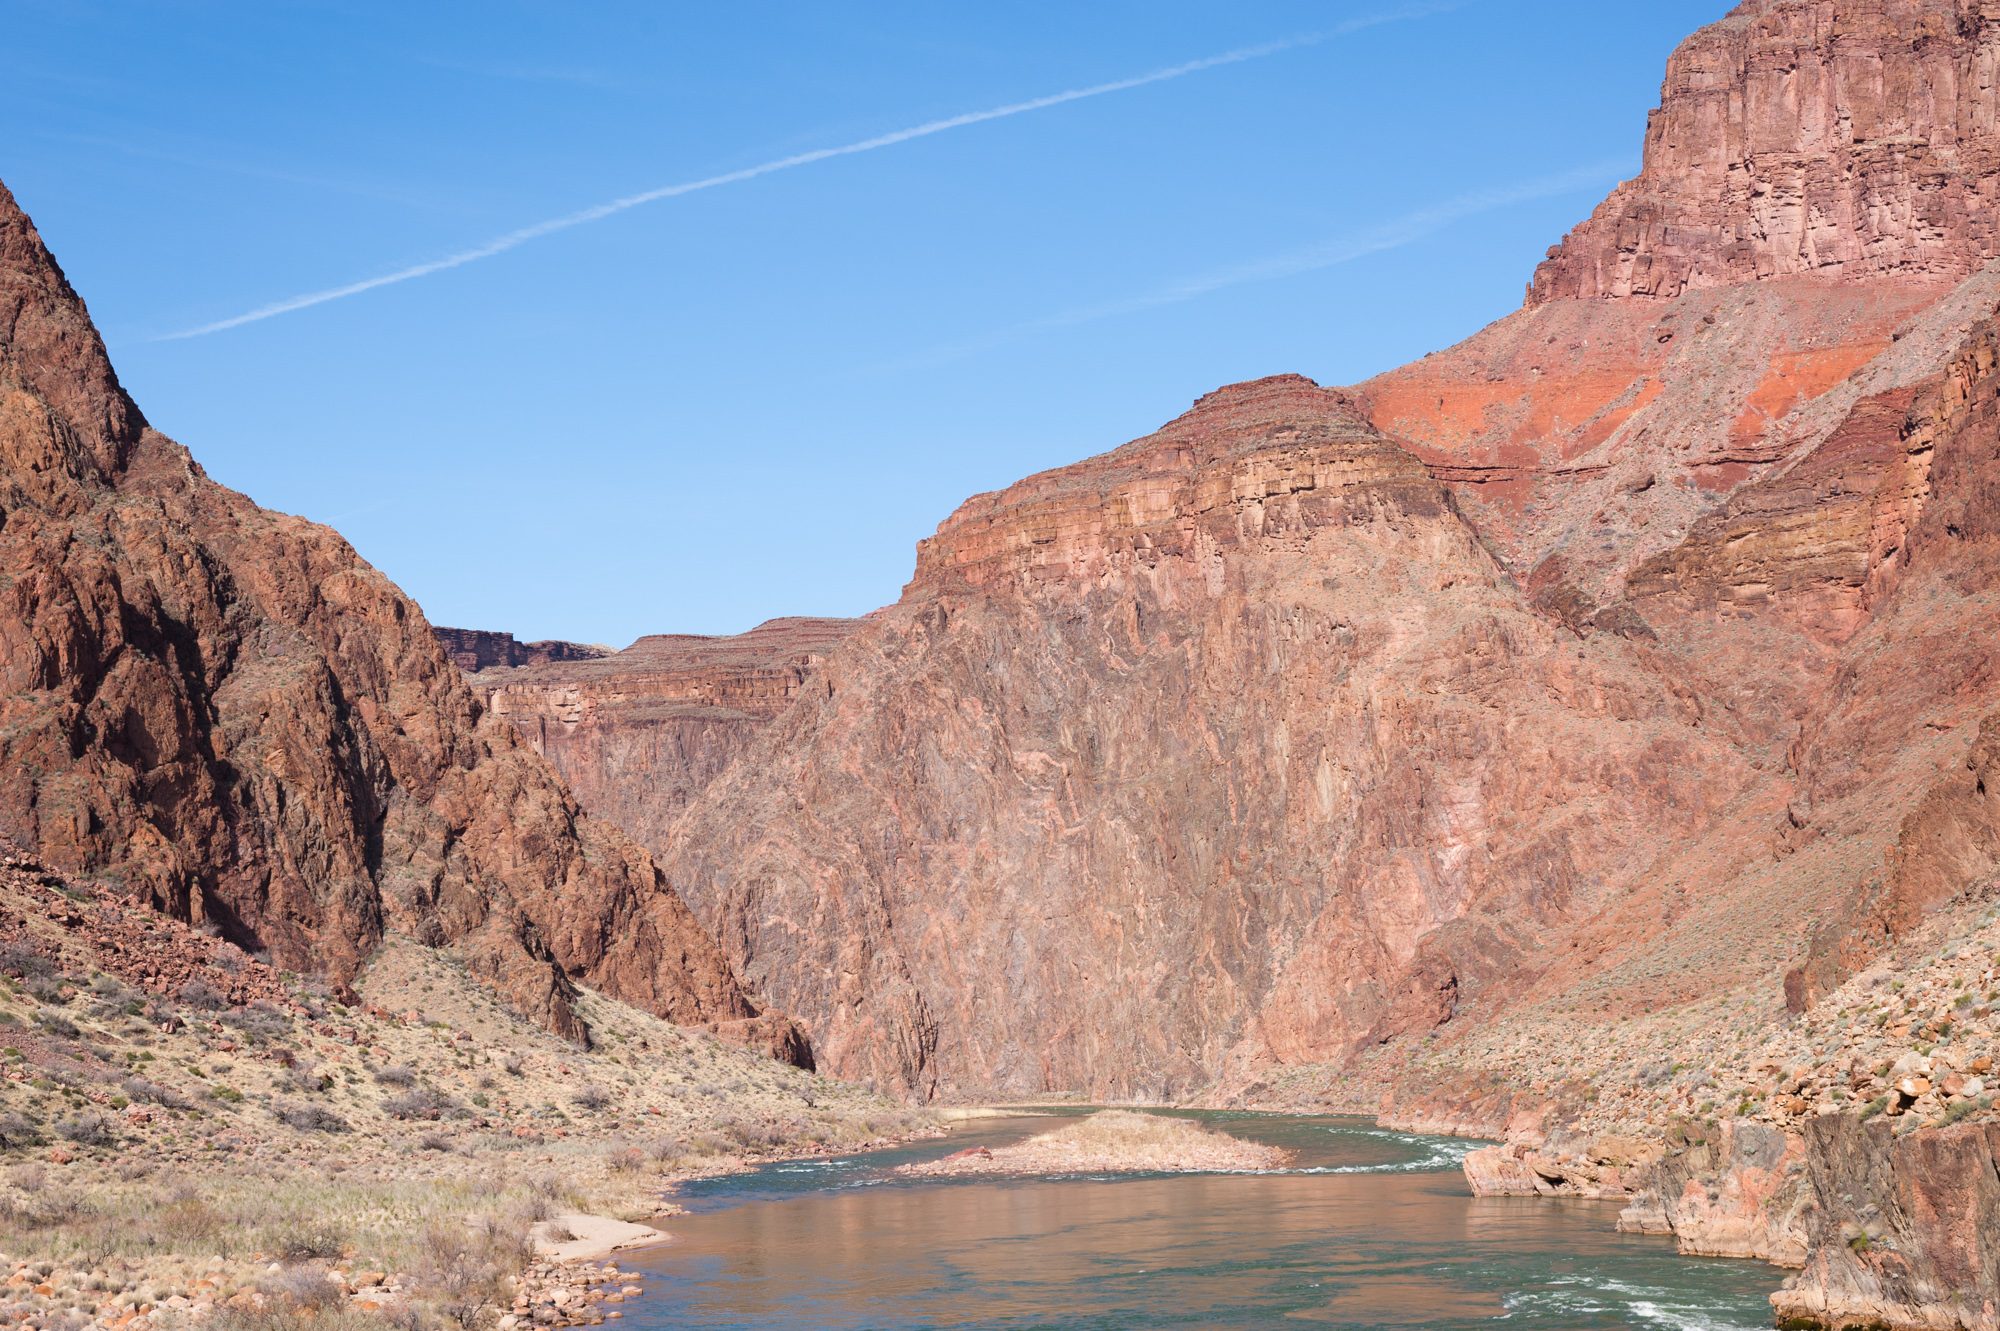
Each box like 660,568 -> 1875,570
453,619 -> 860,853
433,627 -> 610,673
0,182 -> 768,1049
638,0 -> 2000,1131
1531,0 -> 2000,305
654,378 -> 1760,1097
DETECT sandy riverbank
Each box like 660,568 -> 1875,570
899,1110 -> 1291,1177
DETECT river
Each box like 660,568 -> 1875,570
619,1112 -> 1778,1330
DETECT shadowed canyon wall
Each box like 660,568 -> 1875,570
0,181 -> 788,1054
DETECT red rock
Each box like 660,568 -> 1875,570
0,180 -> 785,1053
450,618 -> 860,856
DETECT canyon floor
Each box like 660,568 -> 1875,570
0,848 -> 935,1331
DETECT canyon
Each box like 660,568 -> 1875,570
5,0 -> 2000,1328
0,178 -> 802,1061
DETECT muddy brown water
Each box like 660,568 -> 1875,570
620,1112 -> 1778,1330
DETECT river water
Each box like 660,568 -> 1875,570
621,1112 -> 1778,1330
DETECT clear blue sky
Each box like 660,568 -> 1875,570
4,1 -> 1724,645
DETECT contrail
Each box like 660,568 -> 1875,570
872,159 -> 1630,371
157,5 -> 1455,341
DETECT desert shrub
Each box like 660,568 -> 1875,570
177,978 -> 227,1011
717,1115 -> 785,1150
0,941 -> 53,981
258,1265 -> 344,1310
501,1053 -> 524,1077
0,1112 -> 42,1150
267,1219 -> 348,1265
374,1064 -> 418,1088
119,1077 -> 193,1110
146,1193 -> 224,1251
272,1101 -> 350,1133
412,1216 -> 528,1329
605,1145 -> 646,1173
223,1003 -> 290,1043
417,1132 -> 452,1152
382,1087 -> 460,1121
571,1085 -> 611,1112
33,1011 -> 79,1039
283,1062 -> 331,1095
22,974 -> 69,1005
5,1186 -> 92,1230
55,1111 -> 115,1147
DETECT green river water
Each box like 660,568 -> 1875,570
620,1112 -> 1779,1330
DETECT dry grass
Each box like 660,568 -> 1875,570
0,908 -> 941,1331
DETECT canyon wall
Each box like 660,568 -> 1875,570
0,181 -> 782,1053
1530,0 -> 2000,305
433,627 -> 609,673
453,618 -> 859,852
634,0 -> 2000,1108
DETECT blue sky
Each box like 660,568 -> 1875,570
4,1 -> 1723,644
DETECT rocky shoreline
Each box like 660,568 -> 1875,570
1453,1116 -> 1999,1331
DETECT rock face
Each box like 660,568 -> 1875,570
659,377 -> 1750,1096
456,618 -> 860,853
433,628 -> 609,673
640,0 -> 2000,1118
1530,0 -> 2000,305
1773,1117 -> 2000,1331
0,180 -> 770,1049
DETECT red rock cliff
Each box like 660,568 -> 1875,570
1531,0 -> 2000,305
638,0 -> 2000,1111
459,618 -> 861,852
0,181 -> 769,1048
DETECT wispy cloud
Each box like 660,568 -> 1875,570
871,159 -> 1630,372
157,5 -> 1454,341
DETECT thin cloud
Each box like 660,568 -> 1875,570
873,159 -> 1630,372
157,5 -> 1456,341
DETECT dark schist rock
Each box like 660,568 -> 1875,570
0,179 -> 803,1061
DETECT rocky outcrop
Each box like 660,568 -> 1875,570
1530,0 -> 2000,305
0,180 -> 773,1050
432,628 -> 609,673
1616,1120 -> 1814,1265
1773,1116 -> 2000,1331
659,376 -> 1751,1097
459,618 -> 860,853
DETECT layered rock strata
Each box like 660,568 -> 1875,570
455,618 -> 860,851
433,627 -> 609,673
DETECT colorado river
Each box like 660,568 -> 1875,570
622,1113 -> 1778,1329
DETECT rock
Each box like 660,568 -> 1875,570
1772,1116 -> 2000,1331
452,619 -> 860,861
0,177 -> 765,1044
1531,0 -> 2000,304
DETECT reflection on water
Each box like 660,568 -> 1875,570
625,1114 -> 1777,1330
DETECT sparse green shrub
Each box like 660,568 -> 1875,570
272,1101 -> 349,1133
56,1111 -> 115,1147
267,1219 -> 348,1265
0,1111 -> 41,1150
382,1087 -> 460,1121
177,978 -> 227,1011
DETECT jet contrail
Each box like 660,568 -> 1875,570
158,5 -> 1456,340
